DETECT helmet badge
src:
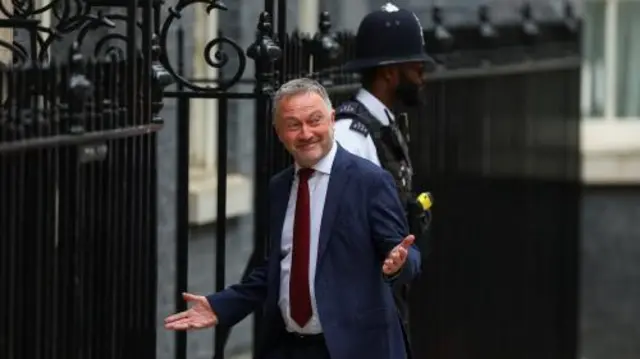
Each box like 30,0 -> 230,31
381,2 -> 400,12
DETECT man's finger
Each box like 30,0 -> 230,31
192,322 -> 205,329
383,259 -> 395,272
400,235 -> 415,249
164,310 -> 189,324
391,251 -> 400,261
165,317 -> 192,330
383,264 -> 394,275
383,246 -> 408,274
169,322 -> 190,331
182,292 -> 200,302
396,247 -> 407,260
383,263 -> 400,275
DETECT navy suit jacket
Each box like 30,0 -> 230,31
207,145 -> 421,359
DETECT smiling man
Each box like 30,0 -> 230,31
164,78 -> 421,359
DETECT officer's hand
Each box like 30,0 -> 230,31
383,235 -> 414,276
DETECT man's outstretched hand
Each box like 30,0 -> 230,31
382,234 -> 414,276
164,292 -> 218,331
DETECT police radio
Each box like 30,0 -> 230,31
416,192 -> 433,228
416,192 -> 433,211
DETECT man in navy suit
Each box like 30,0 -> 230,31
164,78 -> 421,359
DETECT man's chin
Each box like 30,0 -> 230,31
295,152 -> 321,167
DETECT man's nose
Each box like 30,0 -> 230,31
298,125 -> 313,140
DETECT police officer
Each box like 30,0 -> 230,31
333,3 -> 432,357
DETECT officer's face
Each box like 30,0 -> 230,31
392,62 -> 425,107
274,92 -> 335,168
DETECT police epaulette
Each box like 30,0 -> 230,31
349,120 -> 370,137
337,103 -> 357,114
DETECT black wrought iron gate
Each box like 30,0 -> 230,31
1,0 -> 167,358
161,3 -> 282,359
1,0 -> 281,358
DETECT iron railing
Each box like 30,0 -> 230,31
0,0 -> 169,357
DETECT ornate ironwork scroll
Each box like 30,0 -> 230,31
0,0 -> 156,64
0,0 -> 174,150
159,0 -> 243,92
0,0 -> 281,92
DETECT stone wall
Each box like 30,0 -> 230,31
580,187 -> 640,359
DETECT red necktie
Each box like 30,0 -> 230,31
290,168 -> 314,327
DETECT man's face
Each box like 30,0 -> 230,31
274,92 -> 335,168
391,61 -> 425,107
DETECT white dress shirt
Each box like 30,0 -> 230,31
279,140 -> 338,334
333,88 -> 394,167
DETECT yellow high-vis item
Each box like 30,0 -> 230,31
416,192 -> 433,211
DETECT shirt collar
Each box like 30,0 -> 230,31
294,140 -> 338,176
355,88 -> 395,126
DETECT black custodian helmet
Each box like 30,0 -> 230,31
343,3 -> 433,71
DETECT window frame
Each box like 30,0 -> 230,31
581,0 -> 640,184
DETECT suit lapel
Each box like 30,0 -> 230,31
317,146 -> 352,264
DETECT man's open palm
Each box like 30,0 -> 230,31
383,234 -> 414,276
164,292 -> 218,331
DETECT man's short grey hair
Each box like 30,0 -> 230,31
272,78 -> 333,120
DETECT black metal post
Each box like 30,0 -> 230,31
277,0 -> 287,86
214,32 -> 229,359
247,10 -> 281,357
174,25 -> 190,359
141,0 -> 158,356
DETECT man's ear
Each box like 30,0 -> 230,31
381,65 -> 398,85
330,109 -> 336,124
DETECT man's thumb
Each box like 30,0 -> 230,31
401,235 -> 415,248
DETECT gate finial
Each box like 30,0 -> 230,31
563,2 -> 578,34
151,34 -> 174,123
247,11 -> 281,94
478,5 -> 498,53
310,11 -> 340,83
520,2 -> 540,45
247,12 -> 282,63
67,42 -> 93,134
314,11 -> 340,61
432,6 -> 453,53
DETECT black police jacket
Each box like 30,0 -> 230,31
335,97 -> 430,251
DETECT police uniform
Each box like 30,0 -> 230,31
333,3 -> 433,358
334,89 -> 389,167
334,87 -> 420,224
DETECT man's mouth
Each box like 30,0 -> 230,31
296,142 -> 317,151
